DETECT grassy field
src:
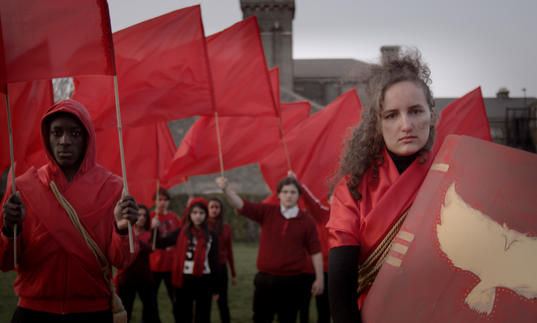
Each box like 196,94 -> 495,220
0,242 -> 319,322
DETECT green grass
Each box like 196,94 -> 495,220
0,242 -> 320,322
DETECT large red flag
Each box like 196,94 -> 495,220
72,5 -> 213,130
0,80 -> 53,175
95,122 -> 182,207
207,16 -> 277,117
260,89 -> 362,206
434,87 -> 492,154
0,0 -> 115,84
163,102 -> 310,184
362,135 -> 537,322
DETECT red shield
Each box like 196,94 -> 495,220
363,135 -> 537,322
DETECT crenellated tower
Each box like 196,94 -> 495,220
240,0 -> 295,91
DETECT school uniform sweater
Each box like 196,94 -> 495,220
238,199 -> 321,276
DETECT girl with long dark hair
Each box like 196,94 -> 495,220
153,198 -> 220,323
327,50 -> 437,322
207,197 -> 237,323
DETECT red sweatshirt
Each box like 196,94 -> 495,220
238,199 -> 320,276
300,185 -> 330,273
149,210 -> 181,272
0,99 -> 137,314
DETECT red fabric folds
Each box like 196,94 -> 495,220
434,87 -> 492,154
72,5 -> 213,130
163,101 -> 310,184
0,0 -> 115,84
0,80 -> 53,175
95,122 -> 181,207
207,16 -> 277,117
260,89 -> 362,207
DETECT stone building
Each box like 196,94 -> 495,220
175,0 -> 536,195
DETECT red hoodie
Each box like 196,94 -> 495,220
0,99 -> 138,314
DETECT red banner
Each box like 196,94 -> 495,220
163,101 -> 309,184
207,16 -> 277,117
260,89 -> 362,206
363,135 -> 537,322
0,80 -> 53,174
95,122 -> 181,207
72,5 -> 213,130
0,0 -> 115,84
435,87 -> 492,154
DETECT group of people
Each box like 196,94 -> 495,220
2,49 -> 453,323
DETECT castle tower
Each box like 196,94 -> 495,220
240,0 -> 295,91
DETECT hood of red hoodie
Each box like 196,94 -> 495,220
40,99 -> 97,178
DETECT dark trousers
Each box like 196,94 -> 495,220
298,273 -> 315,323
212,263 -> 231,323
118,282 -> 161,323
12,307 -> 112,323
253,271 -> 302,323
298,272 -> 331,323
315,272 -> 331,323
174,275 -> 212,323
153,271 -> 177,321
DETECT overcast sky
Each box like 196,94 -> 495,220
108,0 -> 537,99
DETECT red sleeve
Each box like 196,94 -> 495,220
108,228 -> 139,269
0,185 -> 21,272
225,224 -> 236,278
237,199 -> 270,224
300,183 -> 330,224
106,188 -> 139,270
326,179 -> 361,249
304,214 -> 322,255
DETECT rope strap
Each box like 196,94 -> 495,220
357,209 -> 409,294
49,181 -> 127,322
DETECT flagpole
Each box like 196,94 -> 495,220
113,75 -> 134,253
214,111 -> 225,177
277,117 -> 293,172
152,179 -> 160,250
4,91 -> 18,267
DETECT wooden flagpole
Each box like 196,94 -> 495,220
113,75 -> 134,253
152,179 -> 160,250
4,92 -> 18,267
214,111 -> 225,177
277,117 -> 293,172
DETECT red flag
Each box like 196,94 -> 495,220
363,135 -> 537,322
0,21 -> 6,94
162,102 -> 310,184
434,87 -> 492,154
0,80 -> 53,174
72,5 -> 213,130
207,16 -> 277,116
0,0 -> 115,84
95,122 -> 182,207
260,89 -> 362,206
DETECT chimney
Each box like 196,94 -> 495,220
496,87 -> 510,99
381,46 -> 400,64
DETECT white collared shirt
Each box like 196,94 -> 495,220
280,205 -> 299,219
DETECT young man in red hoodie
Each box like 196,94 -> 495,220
1,99 -> 139,323
217,176 -> 323,323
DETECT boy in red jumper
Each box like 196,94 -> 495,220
1,99 -> 139,323
217,176 -> 323,323
150,188 -> 181,321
